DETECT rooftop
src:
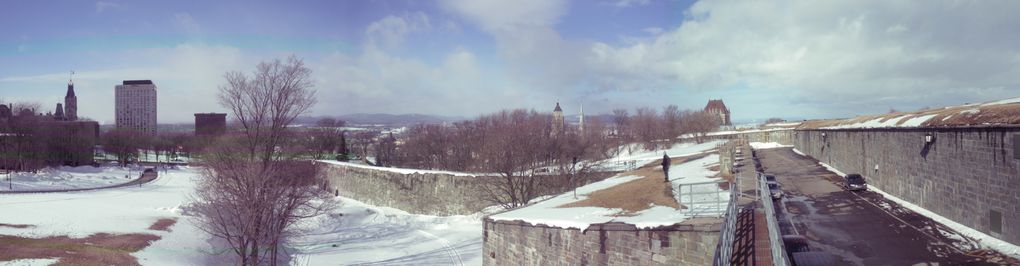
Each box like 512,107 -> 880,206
122,80 -> 154,85
798,97 -> 1020,129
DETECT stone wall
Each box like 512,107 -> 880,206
482,219 -> 721,266
793,127 -> 1020,245
735,129 -> 794,145
702,129 -> 795,145
319,162 -> 615,216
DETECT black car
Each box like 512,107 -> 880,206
765,174 -> 777,182
767,181 -> 783,199
844,174 -> 866,191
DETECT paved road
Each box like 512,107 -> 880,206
757,147 -> 1015,266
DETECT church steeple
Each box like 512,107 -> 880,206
64,71 -> 78,121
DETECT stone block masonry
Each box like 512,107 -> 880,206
483,219 -> 721,266
318,162 -> 616,216
793,127 -> 1020,246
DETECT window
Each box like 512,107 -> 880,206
990,210 -> 1003,235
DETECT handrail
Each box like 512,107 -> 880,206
758,173 -> 790,266
711,180 -> 741,266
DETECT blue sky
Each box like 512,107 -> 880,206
2,0 -> 1019,124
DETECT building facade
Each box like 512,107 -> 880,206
1,81 -> 99,170
704,99 -> 731,126
551,102 -> 565,137
115,80 -> 158,136
194,113 -> 227,136
64,82 -> 77,121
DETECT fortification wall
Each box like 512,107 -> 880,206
793,127 -> 1020,245
318,162 -> 615,216
700,129 -> 795,145
482,219 -> 721,266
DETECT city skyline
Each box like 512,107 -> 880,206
3,1 -> 1020,124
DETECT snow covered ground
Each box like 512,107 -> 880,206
289,197 -> 484,265
0,166 -> 486,265
316,160 -> 486,177
0,163 -> 148,191
601,140 -> 723,172
490,153 -> 728,230
749,142 -> 793,150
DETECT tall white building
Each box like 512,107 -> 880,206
115,80 -> 157,135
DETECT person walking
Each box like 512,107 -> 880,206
662,153 -> 671,182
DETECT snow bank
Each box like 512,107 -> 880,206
749,142 -> 793,150
792,148 -> 806,157
0,164 -> 148,191
0,167 -> 229,265
0,166 -> 487,265
602,140 -> 722,171
869,185 -> 1020,258
289,196 -> 484,265
316,160 -> 487,177
981,97 -> 1020,106
490,154 -> 727,230
0,258 -> 59,266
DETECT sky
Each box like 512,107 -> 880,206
2,0 -> 1020,124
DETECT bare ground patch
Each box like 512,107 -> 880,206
559,153 -> 718,215
0,223 -> 34,229
0,233 -> 160,266
148,218 -> 177,232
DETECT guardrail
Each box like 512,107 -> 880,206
711,179 -> 741,266
758,173 -> 791,266
677,180 -> 732,217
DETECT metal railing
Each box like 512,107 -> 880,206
676,180 -> 732,217
758,174 -> 791,266
711,180 -> 741,266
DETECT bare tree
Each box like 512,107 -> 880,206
612,108 -> 629,139
103,128 -> 145,167
194,55 -> 333,266
682,110 -> 720,143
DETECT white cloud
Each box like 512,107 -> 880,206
445,0 -> 1020,119
0,44 -> 246,124
365,11 -> 433,49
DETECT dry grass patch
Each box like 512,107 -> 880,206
148,218 -> 177,232
0,223 -> 34,229
0,233 -> 160,266
559,153 -> 716,215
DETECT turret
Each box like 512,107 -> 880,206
64,80 -> 78,121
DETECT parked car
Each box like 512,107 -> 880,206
844,174 -> 867,191
767,181 -> 783,199
765,174 -> 777,182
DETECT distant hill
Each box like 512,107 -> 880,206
297,113 -> 467,126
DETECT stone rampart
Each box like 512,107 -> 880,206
793,127 -> 1020,245
482,219 -> 721,266
318,162 -> 615,216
